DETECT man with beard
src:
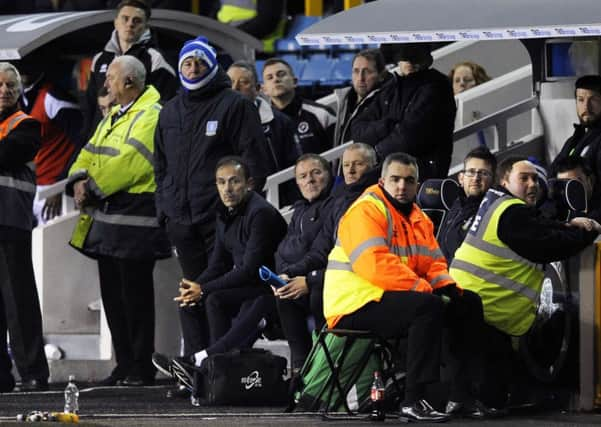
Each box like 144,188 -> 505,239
438,146 -> 496,263
550,75 -> 601,218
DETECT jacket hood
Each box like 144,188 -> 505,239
104,28 -> 153,55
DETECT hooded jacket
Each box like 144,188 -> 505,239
154,68 -> 272,226
350,68 -> 456,181
82,28 -> 178,139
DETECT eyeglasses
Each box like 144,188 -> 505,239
463,169 -> 493,178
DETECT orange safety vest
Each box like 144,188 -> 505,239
0,110 -> 30,138
324,184 -> 455,327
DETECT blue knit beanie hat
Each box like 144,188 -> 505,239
178,36 -> 218,90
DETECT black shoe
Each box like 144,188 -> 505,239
400,399 -> 450,423
96,373 -> 125,387
122,375 -> 155,386
171,356 -> 197,392
152,352 -> 174,378
166,384 -> 191,399
446,399 -> 505,418
14,379 -> 49,392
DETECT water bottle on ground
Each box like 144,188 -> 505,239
370,370 -> 385,421
64,375 -> 79,414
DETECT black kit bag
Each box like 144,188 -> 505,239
193,348 -> 289,405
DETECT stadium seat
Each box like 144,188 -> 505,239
275,38 -> 301,53
255,59 -> 265,83
416,178 -> 461,239
299,54 -> 336,86
329,56 -> 353,85
280,54 -> 307,79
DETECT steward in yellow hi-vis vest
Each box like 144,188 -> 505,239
67,83 -> 170,260
450,188 -> 544,336
66,57 -> 171,385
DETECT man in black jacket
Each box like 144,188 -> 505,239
154,36 -> 272,360
550,75 -> 601,218
350,44 -> 456,181
273,154 -> 334,372
262,57 -> 336,155
333,48 -> 388,147
82,0 -> 177,139
276,144 -> 379,378
152,156 -> 287,391
438,146 -> 496,263
227,60 -> 300,174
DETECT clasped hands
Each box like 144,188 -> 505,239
174,278 -> 202,307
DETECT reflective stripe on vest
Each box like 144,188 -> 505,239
324,191 -> 397,326
450,193 -> 544,336
0,111 -> 36,193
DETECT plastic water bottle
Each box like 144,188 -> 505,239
64,375 -> 79,414
370,371 -> 385,421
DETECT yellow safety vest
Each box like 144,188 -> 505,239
217,0 -> 285,53
449,189 -> 545,336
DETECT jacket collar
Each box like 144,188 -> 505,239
105,28 -> 152,55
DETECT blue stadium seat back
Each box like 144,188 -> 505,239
275,38 -> 301,53
279,55 -> 306,79
330,57 -> 353,83
255,59 -> 266,83
286,14 -> 321,37
300,54 -> 336,85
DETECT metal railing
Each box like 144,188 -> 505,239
34,94 -> 542,215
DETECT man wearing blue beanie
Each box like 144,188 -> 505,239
153,36 -> 271,396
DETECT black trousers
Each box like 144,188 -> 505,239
336,291 -> 444,396
166,221 -> 215,355
0,234 -> 48,383
204,286 -> 270,345
206,294 -> 277,356
445,289 -> 513,407
97,256 -> 156,379
276,282 -> 325,370
443,289 -> 486,402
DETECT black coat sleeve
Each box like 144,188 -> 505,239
153,119 -> 167,225
0,118 -> 40,170
197,224 -> 232,285
349,87 -> 395,151
498,204 -> 598,263
200,208 -> 283,293
227,97 -> 271,191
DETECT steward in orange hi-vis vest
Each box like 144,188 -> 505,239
324,183 -> 455,328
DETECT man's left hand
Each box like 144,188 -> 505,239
275,276 -> 309,300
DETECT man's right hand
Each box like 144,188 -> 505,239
567,217 -> 601,233
73,179 -> 89,209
